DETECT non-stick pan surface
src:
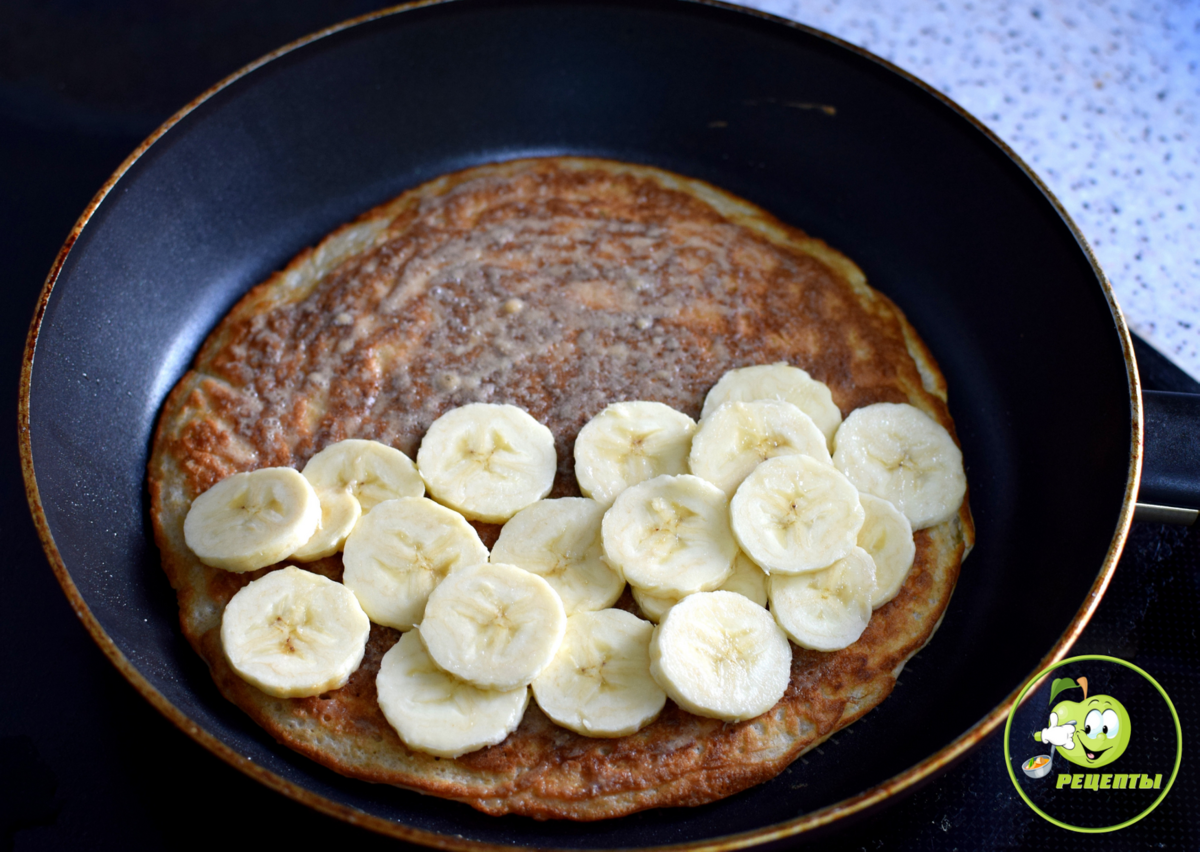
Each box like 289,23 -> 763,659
21,0 -> 1137,846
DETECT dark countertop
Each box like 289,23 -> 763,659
2,3 -> 1196,849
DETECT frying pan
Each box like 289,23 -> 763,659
18,0 -> 1198,847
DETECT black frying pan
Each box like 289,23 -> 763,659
19,0 -> 1198,847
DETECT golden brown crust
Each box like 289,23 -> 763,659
148,157 -> 972,820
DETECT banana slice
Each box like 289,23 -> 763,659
649,590 -> 791,722
341,497 -> 488,631
720,550 -> 771,607
377,630 -> 530,758
574,401 -> 697,506
289,487 -> 361,562
857,493 -> 916,608
730,454 -> 864,575
417,403 -> 556,523
831,402 -> 966,530
420,562 -> 566,691
689,400 -> 832,497
631,587 -> 676,624
601,474 -> 737,597
633,551 -> 769,623
532,609 -> 666,737
184,467 -> 321,572
701,363 -> 842,449
220,565 -> 370,698
769,546 -> 876,652
302,438 -> 424,513
489,498 -> 624,614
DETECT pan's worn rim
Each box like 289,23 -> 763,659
17,0 -> 1141,849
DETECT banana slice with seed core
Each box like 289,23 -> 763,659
730,454 -> 864,575
417,403 -> 556,523
185,467 -> 321,572
649,590 -> 791,722
633,551 -> 768,623
290,487 -> 361,562
302,438 -> 423,513
832,402 -> 966,530
769,546 -> 876,652
221,565 -> 370,698
857,493 -> 916,608
601,474 -> 737,597
701,363 -> 842,449
420,562 -> 566,691
532,609 -> 666,737
574,401 -> 697,506
377,630 -> 529,758
342,497 -> 488,631
689,400 -> 832,497
490,498 -> 623,614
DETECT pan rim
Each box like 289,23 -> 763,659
17,0 -> 1142,848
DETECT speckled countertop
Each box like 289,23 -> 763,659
733,0 -> 1200,380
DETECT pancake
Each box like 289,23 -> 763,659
148,157 -> 973,820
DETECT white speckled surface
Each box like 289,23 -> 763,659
731,0 -> 1200,380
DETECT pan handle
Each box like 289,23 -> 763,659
1135,390 -> 1200,525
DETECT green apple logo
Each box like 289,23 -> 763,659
1034,676 -> 1132,768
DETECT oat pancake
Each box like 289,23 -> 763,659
148,157 -> 973,820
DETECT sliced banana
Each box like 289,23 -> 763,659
769,546 -> 876,652
601,474 -> 737,597
574,401 -> 697,506
220,565 -> 370,698
633,551 -> 769,623
730,454 -> 864,575
184,467 -> 321,572
857,493 -> 916,608
420,562 -> 566,691
689,400 -> 832,497
489,498 -> 624,614
377,630 -> 530,758
341,497 -> 488,631
631,587 -> 677,625
649,590 -> 791,722
832,402 -> 966,530
302,438 -> 424,513
720,550 -> 771,607
290,487 -> 361,562
631,587 -> 675,624
417,403 -> 556,523
532,609 -> 666,737
701,363 -> 842,449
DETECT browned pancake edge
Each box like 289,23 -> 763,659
148,156 -> 974,820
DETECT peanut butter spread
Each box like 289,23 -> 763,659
148,157 -> 972,820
